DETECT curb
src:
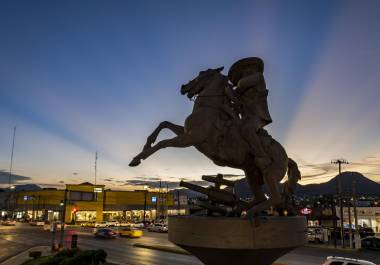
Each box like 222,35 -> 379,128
0,246 -> 30,264
133,243 -> 191,255
305,244 -> 360,252
0,245 -> 50,265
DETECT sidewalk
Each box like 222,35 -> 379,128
0,246 -> 50,265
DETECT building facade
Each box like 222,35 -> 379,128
336,206 -> 380,233
2,183 -> 175,223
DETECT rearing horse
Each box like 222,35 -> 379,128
129,67 -> 300,214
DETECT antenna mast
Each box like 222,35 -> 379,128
9,126 -> 16,188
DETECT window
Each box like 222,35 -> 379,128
70,191 -> 95,201
70,191 -> 81,201
82,192 -> 94,201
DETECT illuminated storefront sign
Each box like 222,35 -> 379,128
300,207 -> 313,215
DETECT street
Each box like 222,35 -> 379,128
1,223 -> 380,265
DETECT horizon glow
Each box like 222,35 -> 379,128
1,1 -> 380,189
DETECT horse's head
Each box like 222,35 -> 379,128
181,66 -> 224,99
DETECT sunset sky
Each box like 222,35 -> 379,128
1,0 -> 380,189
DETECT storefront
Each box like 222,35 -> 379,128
337,206 -> 380,232
5,182 -> 175,223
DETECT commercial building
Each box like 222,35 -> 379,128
336,206 -> 380,233
1,182 -> 175,223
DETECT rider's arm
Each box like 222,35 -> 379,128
225,84 -> 242,106
235,73 -> 264,95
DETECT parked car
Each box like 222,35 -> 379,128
118,227 -> 143,238
94,221 -> 108,228
43,221 -> 66,231
94,228 -> 118,239
80,222 -> 95,227
119,222 -> 131,227
148,223 -> 168,233
323,256 -> 375,265
331,227 -> 357,239
30,221 -> 45,226
361,236 -> 380,250
106,220 -> 120,227
359,228 -> 375,238
307,227 -> 328,243
131,222 -> 145,229
1,220 -> 16,226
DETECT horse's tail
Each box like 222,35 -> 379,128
284,158 -> 301,195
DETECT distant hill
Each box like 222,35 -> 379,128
7,184 -> 42,192
219,171 -> 380,198
296,171 -> 380,196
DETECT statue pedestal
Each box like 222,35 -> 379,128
168,215 -> 306,265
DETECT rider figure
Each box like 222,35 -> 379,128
226,57 -> 272,172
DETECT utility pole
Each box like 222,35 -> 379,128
94,152 -> 98,185
352,176 -> 361,249
166,183 -> 169,221
348,195 -> 353,249
331,195 -> 337,248
177,190 -> 181,215
331,159 -> 349,248
143,188 -> 147,222
7,126 -> 16,217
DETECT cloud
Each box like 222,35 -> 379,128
0,170 -> 31,184
116,179 -> 211,190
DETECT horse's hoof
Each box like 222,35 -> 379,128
129,158 -> 141,167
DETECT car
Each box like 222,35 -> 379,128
119,222 -> 131,227
81,222 -> 95,227
1,220 -> 16,226
361,236 -> 380,250
30,221 -> 45,226
94,221 -> 108,228
106,220 -> 120,227
307,227 -> 328,243
323,256 -> 376,265
94,228 -> 118,239
43,221 -> 66,231
118,227 -> 143,238
131,222 -> 145,229
148,223 -> 168,233
359,228 -> 375,238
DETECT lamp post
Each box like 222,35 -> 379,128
7,127 -> 16,218
59,189 -> 68,249
331,159 -> 349,248
143,185 -> 148,223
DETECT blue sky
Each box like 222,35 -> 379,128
1,0 -> 380,189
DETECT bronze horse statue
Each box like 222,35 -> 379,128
129,67 -> 300,215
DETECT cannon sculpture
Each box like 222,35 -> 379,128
180,174 -> 248,217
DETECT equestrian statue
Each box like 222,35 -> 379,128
129,57 -> 301,216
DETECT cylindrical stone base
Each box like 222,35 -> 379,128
169,216 -> 306,265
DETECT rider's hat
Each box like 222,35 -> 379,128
228,57 -> 264,85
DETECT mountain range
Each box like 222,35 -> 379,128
233,171 -> 380,198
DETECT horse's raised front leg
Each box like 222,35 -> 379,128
129,133 -> 203,167
143,121 -> 184,151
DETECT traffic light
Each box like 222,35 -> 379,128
71,208 -> 78,214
